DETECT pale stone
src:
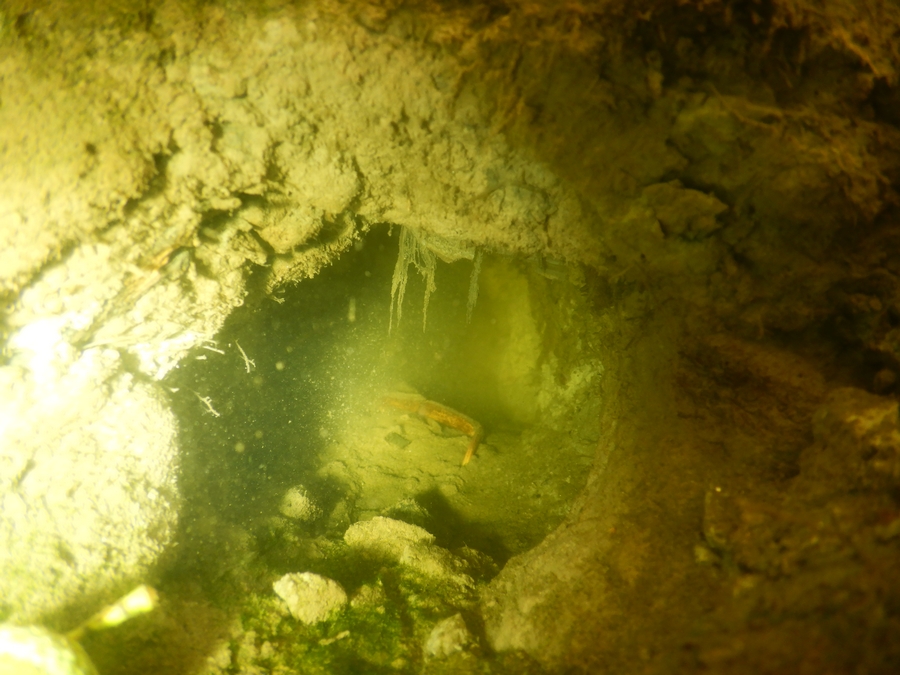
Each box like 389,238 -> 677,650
278,486 -> 321,522
273,573 -> 347,625
344,517 -> 473,589
424,614 -> 473,659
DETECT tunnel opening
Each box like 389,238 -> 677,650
129,224 -> 607,674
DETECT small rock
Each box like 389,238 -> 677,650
344,517 -> 473,589
425,613 -> 473,659
383,498 -> 432,530
279,486 -> 321,522
345,516 -> 434,554
273,572 -> 347,624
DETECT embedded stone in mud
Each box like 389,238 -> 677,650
344,516 -> 474,589
272,572 -> 348,625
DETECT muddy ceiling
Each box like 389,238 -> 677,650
1,0 -> 900,673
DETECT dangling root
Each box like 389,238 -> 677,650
390,227 -> 437,332
389,226 -> 482,332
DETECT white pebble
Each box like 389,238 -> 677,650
424,613 -> 473,659
273,573 -> 347,625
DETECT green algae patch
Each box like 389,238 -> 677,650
235,592 -> 408,674
210,552 -> 486,674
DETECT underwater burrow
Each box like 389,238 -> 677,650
112,224 -> 607,673
166,223 -> 601,575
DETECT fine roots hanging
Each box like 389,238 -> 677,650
390,227 -> 436,332
389,227 -> 483,332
